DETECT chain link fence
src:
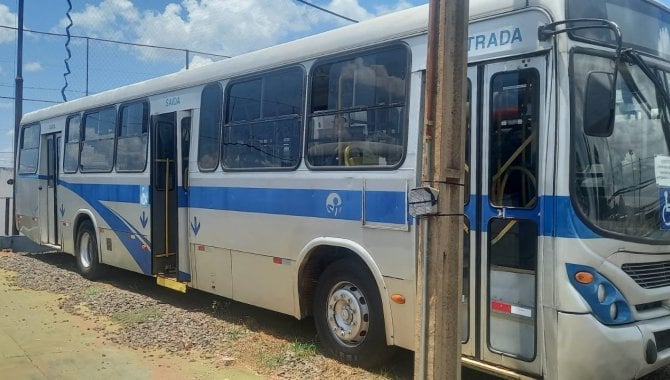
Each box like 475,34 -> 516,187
0,26 -> 228,168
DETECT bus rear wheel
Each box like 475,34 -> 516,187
75,220 -> 104,279
313,259 -> 395,369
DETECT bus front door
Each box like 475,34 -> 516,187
465,56 -> 548,377
151,112 -> 178,277
39,132 -> 60,246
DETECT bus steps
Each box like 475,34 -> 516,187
156,274 -> 187,293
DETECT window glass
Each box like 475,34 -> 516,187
306,46 -> 408,168
63,115 -> 80,173
571,52 -> 670,241
81,107 -> 116,172
222,67 -> 303,170
18,124 -> 40,174
227,79 -> 261,123
488,218 -> 537,360
198,83 -> 223,171
117,102 -> 148,172
489,70 -> 539,208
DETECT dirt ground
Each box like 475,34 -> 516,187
0,251 -> 416,379
2,251 -> 669,379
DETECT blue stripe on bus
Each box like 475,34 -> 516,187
60,180 -> 602,242
187,186 -> 408,225
59,181 -> 152,275
463,194 -> 600,239
188,186 -> 363,221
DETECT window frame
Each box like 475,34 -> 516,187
63,114 -> 81,174
197,82 -> 224,172
115,99 -> 149,173
80,105 -> 117,173
304,43 -> 411,171
487,67 -> 541,210
18,123 -> 40,174
221,65 -> 305,172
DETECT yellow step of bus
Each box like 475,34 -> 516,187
156,275 -> 187,293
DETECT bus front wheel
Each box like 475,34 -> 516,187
313,259 -> 395,368
75,220 -> 104,279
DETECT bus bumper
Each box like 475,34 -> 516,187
558,312 -> 670,379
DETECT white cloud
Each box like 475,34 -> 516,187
58,0 -> 415,59
0,102 -> 12,110
24,62 -> 42,72
187,55 -> 214,69
0,4 -> 17,44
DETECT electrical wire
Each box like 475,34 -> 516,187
294,0 -> 358,23
61,0 -> 73,102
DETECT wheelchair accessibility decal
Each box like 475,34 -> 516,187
326,192 -> 343,217
661,188 -> 670,230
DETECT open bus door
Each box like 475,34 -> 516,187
461,56 -> 547,377
38,132 -> 60,246
150,110 -> 191,291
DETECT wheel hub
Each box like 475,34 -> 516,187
327,282 -> 370,346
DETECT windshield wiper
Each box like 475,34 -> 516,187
621,49 -> 670,148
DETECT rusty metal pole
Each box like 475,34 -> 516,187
415,0 -> 469,379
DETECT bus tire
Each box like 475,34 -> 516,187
75,220 -> 104,280
313,259 -> 395,369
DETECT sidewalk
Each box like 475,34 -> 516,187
0,268 -> 259,380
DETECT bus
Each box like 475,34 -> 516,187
14,0 -> 670,378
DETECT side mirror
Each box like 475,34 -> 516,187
6,178 -> 13,185
584,71 -> 615,137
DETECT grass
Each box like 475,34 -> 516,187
110,306 -> 163,325
257,349 -> 286,370
290,339 -> 317,359
83,285 -> 104,297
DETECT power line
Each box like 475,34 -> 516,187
295,0 -> 359,23
0,95 -> 61,104
0,25 -> 232,58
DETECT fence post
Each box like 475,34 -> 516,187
4,198 -> 9,236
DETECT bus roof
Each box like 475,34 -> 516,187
22,0 -> 549,125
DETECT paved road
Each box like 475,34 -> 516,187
0,268 -> 259,380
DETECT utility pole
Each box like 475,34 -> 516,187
12,0 -> 24,235
414,0 -> 469,378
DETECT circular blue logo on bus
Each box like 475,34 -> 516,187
326,192 -> 343,217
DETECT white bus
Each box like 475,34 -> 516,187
14,0 -> 670,378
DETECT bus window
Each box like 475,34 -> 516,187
81,107 -> 116,173
116,101 -> 148,172
222,67 -> 303,170
489,69 -> 539,208
18,124 -> 40,174
63,115 -> 80,173
197,83 -> 223,171
306,46 -> 408,168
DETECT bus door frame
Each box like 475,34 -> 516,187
176,110 -> 191,282
39,132 -> 61,246
469,55 -> 548,376
150,112 -> 179,276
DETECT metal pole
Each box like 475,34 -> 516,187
415,0 -> 469,378
185,49 -> 190,70
86,37 -> 89,96
5,198 -> 9,236
12,0 -> 24,236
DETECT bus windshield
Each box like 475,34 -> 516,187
568,0 -> 670,61
572,49 -> 670,242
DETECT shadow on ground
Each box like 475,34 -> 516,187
28,251 -> 498,379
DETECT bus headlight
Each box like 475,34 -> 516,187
566,263 -> 633,325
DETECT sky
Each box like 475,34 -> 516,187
0,0 -> 429,167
